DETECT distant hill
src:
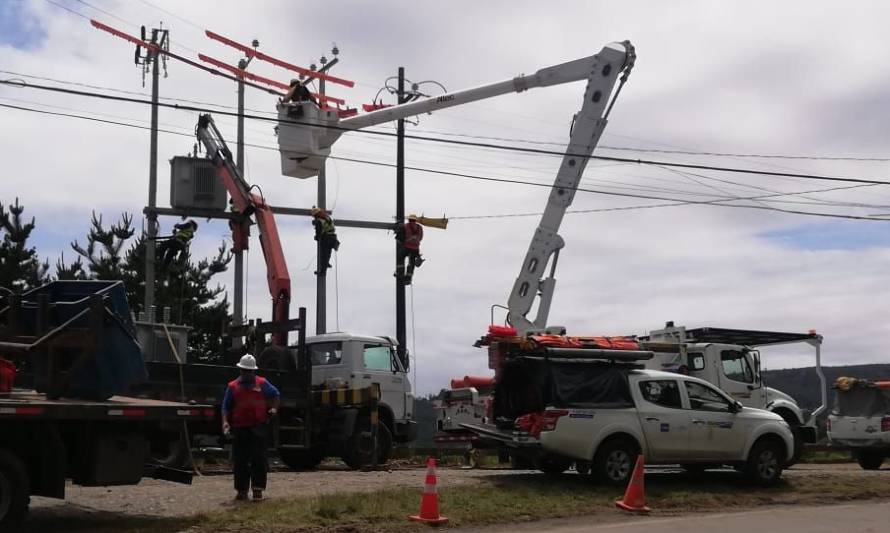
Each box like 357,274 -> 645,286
764,364 -> 890,415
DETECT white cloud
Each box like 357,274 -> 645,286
3,0 -> 890,395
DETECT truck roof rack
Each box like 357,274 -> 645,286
678,327 -> 821,346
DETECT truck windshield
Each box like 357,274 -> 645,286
721,350 -> 754,383
363,345 -> 392,371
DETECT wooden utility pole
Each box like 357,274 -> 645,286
395,67 -> 407,364
143,26 -> 168,322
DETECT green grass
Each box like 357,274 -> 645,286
40,470 -> 890,533
175,471 -> 890,532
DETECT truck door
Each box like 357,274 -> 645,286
713,346 -> 765,409
635,379 -> 690,461
682,380 -> 747,459
357,343 -> 407,419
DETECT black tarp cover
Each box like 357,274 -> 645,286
833,386 -> 890,418
493,358 -> 634,421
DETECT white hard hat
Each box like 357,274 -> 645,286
236,354 -> 258,370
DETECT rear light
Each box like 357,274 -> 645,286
881,416 -> 890,432
516,410 -> 569,438
541,410 -> 570,433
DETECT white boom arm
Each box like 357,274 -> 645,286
505,42 -> 634,335
276,42 -> 633,179
275,41 -> 635,336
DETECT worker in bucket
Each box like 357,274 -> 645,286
221,354 -> 280,501
311,207 -> 339,275
159,219 -> 198,270
401,214 -> 424,284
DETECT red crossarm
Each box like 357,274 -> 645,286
198,54 -> 289,89
198,54 -> 346,105
91,19 -> 157,50
205,29 -> 355,88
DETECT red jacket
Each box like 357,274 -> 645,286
403,221 -> 423,250
227,376 -> 269,428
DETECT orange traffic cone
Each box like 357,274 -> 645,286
408,457 -> 449,525
615,454 -> 650,513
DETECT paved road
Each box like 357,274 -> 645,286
469,501 -> 890,533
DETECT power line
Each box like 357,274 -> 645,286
73,0 -> 136,27
2,100 -> 888,223
135,0 -> 203,30
44,0 -> 89,19
4,78 -> 890,190
448,183 -> 880,221
5,69 -> 887,164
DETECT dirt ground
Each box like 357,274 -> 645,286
28,464 -> 520,525
26,462 -> 890,531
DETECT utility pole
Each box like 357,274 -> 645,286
143,26 -> 168,322
313,49 -> 339,335
233,39 -> 258,347
316,70 -> 328,335
395,67 -> 407,364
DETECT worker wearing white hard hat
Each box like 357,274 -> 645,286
221,353 -> 281,501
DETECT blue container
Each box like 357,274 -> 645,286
20,280 -> 147,400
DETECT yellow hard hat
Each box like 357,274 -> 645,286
311,207 -> 323,217
407,213 -> 419,221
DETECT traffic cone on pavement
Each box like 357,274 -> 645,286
615,454 -> 650,513
408,457 -> 449,525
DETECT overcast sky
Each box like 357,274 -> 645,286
2,0 -> 890,395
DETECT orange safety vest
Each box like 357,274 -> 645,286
404,222 -> 423,250
228,376 -> 269,428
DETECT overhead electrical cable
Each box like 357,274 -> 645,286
3,78 -> 890,190
2,99 -> 888,223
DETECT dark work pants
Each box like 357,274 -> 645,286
233,424 -> 268,492
406,248 -> 421,277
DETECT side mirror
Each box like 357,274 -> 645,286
730,401 -> 743,413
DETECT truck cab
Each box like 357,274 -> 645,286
642,324 -> 826,459
306,333 -> 416,443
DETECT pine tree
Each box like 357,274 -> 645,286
58,213 -> 233,362
0,198 -> 49,291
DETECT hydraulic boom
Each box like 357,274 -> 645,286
196,114 -> 292,345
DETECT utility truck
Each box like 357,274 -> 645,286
827,376 -> 890,470
434,376 -> 493,445
132,115 -> 416,470
0,281 -> 215,529
463,336 -> 795,486
640,322 -> 825,462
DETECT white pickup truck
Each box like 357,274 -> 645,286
827,377 -> 890,470
465,356 -> 794,486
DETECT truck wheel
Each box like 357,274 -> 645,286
341,418 -> 392,469
278,448 -> 324,470
854,450 -> 884,470
744,439 -> 784,486
376,423 -> 393,464
536,454 -> 573,476
593,438 -> 639,486
0,450 -> 30,529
